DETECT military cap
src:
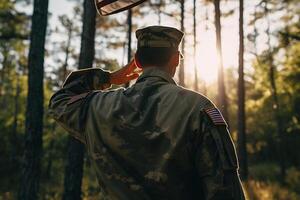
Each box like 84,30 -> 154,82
136,26 -> 184,49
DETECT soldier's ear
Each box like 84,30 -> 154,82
169,51 -> 180,67
134,53 -> 143,68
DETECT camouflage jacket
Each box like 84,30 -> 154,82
49,67 -> 245,200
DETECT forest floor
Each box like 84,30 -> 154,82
245,163 -> 300,200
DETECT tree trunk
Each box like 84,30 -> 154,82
46,124 -> 56,179
63,140 -> 85,200
253,5 -> 259,59
18,0 -> 49,199
62,25 -> 73,80
178,0 -> 185,87
157,0 -> 162,25
125,9 -> 132,88
213,0 -> 229,122
202,81 -> 207,96
127,9 -> 132,64
193,0 -> 198,91
237,0 -> 248,180
202,3 -> 209,96
264,2 -> 286,182
62,0 -> 96,199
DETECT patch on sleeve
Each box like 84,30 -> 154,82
204,107 -> 227,126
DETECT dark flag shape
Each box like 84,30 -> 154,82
95,0 -> 147,15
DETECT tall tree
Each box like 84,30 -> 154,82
125,9 -> 132,88
127,9 -> 132,64
213,0 -> 229,121
193,0 -> 198,91
59,14 -> 76,80
18,0 -> 49,199
62,0 -> 96,199
201,2 -> 210,96
178,0 -> 185,87
148,0 -> 174,25
237,0 -> 248,180
155,0 -> 162,25
149,0 -> 164,24
264,1 -> 286,181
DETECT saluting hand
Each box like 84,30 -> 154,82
109,60 -> 142,85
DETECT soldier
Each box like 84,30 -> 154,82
49,26 -> 246,200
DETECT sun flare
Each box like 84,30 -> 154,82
183,26 -> 238,86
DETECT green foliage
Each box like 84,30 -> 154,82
0,0 -> 29,40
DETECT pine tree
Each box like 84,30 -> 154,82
237,0 -> 248,180
62,0 -> 96,199
18,0 -> 49,199
178,0 -> 185,87
264,1 -> 286,182
127,9 -> 132,64
213,0 -> 229,121
193,0 -> 198,91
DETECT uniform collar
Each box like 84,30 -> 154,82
136,67 -> 177,85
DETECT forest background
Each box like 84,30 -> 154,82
0,0 -> 300,199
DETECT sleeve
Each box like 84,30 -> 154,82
48,68 -> 110,143
193,108 -> 246,200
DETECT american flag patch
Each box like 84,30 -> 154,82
204,107 -> 227,126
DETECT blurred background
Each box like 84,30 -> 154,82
0,0 -> 300,199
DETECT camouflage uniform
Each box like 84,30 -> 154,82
49,26 -> 245,200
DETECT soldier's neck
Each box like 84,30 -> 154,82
142,65 -> 175,78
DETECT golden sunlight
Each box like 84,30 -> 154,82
182,5 -> 239,86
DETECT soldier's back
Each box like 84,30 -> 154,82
85,68 -> 215,200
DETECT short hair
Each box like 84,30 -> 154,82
136,47 -> 177,67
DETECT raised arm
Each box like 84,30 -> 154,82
48,61 -> 140,143
48,68 -> 111,143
